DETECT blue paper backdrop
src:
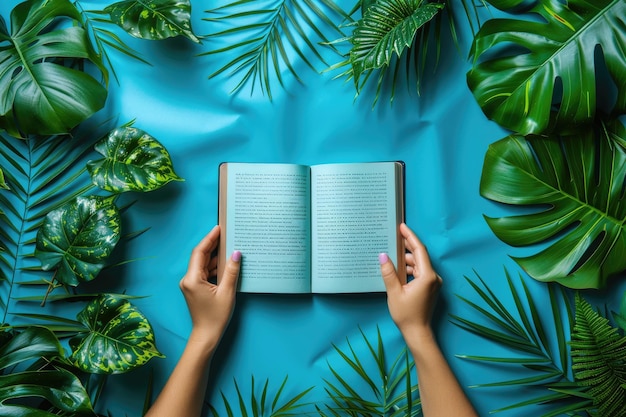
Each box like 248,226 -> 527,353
2,0 -> 625,416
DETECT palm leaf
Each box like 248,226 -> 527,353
201,0 -> 349,100
570,293 -> 626,415
480,119 -> 626,289
451,269 -> 595,414
467,0 -> 626,135
0,125 -> 105,325
320,326 -> 421,416
209,375 -> 313,416
0,0 -> 108,137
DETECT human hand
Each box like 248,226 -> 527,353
379,223 -> 442,340
179,225 -> 241,351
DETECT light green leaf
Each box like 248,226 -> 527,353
0,0 -> 107,137
468,0 -> 626,135
350,0 -> 444,86
105,0 -> 199,42
480,120 -> 626,289
0,327 -> 94,415
87,126 -> 183,193
34,196 -> 121,286
0,168 -> 8,190
69,294 -> 164,374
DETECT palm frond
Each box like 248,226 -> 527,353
201,0 -> 350,100
320,326 -> 421,416
0,120 -> 115,325
451,268 -> 596,415
209,375 -> 313,416
570,293 -> 626,416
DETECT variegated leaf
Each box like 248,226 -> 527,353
35,196 -> 121,286
105,0 -> 199,42
69,294 -> 164,374
87,126 -> 183,193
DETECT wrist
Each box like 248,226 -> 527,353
399,325 -> 437,353
187,328 -> 222,357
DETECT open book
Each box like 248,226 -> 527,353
217,162 -> 406,293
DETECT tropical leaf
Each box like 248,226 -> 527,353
348,0 -> 444,89
202,0 -> 349,100
452,270 -> 594,415
0,327 -> 94,416
0,128 -> 102,324
87,125 -> 183,193
0,0 -> 108,137
105,0 -> 200,43
0,169 -> 8,190
34,195 -> 121,287
467,0 -> 626,135
570,293 -> 626,416
318,326 -> 420,416
69,294 -> 164,374
615,291 -> 626,333
480,120 -> 626,289
209,375 -> 313,417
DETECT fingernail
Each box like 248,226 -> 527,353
378,253 -> 388,265
231,250 -> 241,262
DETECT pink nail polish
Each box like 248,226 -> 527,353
378,253 -> 388,264
231,250 -> 241,262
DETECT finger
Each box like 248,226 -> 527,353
400,223 -> 433,272
218,250 -> 241,292
379,253 -> 401,295
187,225 -> 221,278
405,252 -> 415,267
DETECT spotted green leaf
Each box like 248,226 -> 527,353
0,327 -> 94,415
69,294 -> 164,374
480,120 -> 626,289
35,196 -> 121,286
105,0 -> 199,42
87,126 -> 183,193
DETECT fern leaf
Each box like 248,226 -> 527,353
571,293 -> 626,416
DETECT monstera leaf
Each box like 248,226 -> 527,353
105,0 -> 199,42
480,120 -> 626,289
87,126 -> 183,193
0,327 -> 94,416
467,0 -> 626,135
35,196 -> 121,286
0,0 -> 107,137
571,293 -> 626,415
69,294 -> 164,374
349,0 -> 443,89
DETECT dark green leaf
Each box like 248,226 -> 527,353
480,121 -> 626,289
87,126 -> 183,193
571,293 -> 626,415
468,0 -> 626,135
69,294 -> 164,374
349,0 -> 443,85
35,196 -> 121,286
0,327 -> 94,416
105,0 -> 199,42
0,0 -> 107,137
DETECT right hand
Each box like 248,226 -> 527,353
379,223 -> 442,339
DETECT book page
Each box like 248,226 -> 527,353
219,163 -> 311,293
310,162 -> 404,293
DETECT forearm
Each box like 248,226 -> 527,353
145,331 -> 219,417
403,328 -> 478,417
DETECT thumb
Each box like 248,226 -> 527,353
219,250 -> 241,292
379,253 -> 400,295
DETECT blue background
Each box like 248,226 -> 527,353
2,0 -> 625,415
